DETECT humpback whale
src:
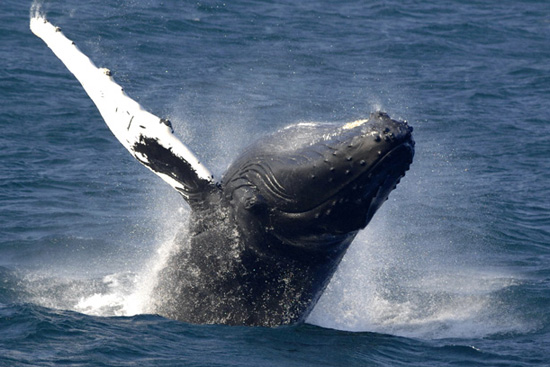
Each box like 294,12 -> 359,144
31,16 -> 414,326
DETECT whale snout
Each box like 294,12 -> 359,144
339,111 -> 414,172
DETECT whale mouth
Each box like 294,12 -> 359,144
304,140 -> 413,217
269,139 -> 414,248
354,141 -> 415,225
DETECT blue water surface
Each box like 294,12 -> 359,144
1,0 -> 549,366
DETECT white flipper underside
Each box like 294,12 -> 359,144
30,16 -> 215,197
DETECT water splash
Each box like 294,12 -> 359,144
30,0 -> 44,20
69,192 -> 189,317
71,236 -> 180,317
308,232 -> 522,339
307,159 -> 527,339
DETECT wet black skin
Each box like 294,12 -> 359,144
152,111 -> 414,326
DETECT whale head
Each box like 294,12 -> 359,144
222,111 -> 414,251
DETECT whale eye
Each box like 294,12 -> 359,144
244,196 -> 258,210
241,191 -> 267,213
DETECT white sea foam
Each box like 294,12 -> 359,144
308,225 -> 522,338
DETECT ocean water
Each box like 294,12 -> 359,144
1,0 -> 549,365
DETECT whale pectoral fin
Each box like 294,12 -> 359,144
30,16 -> 217,203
